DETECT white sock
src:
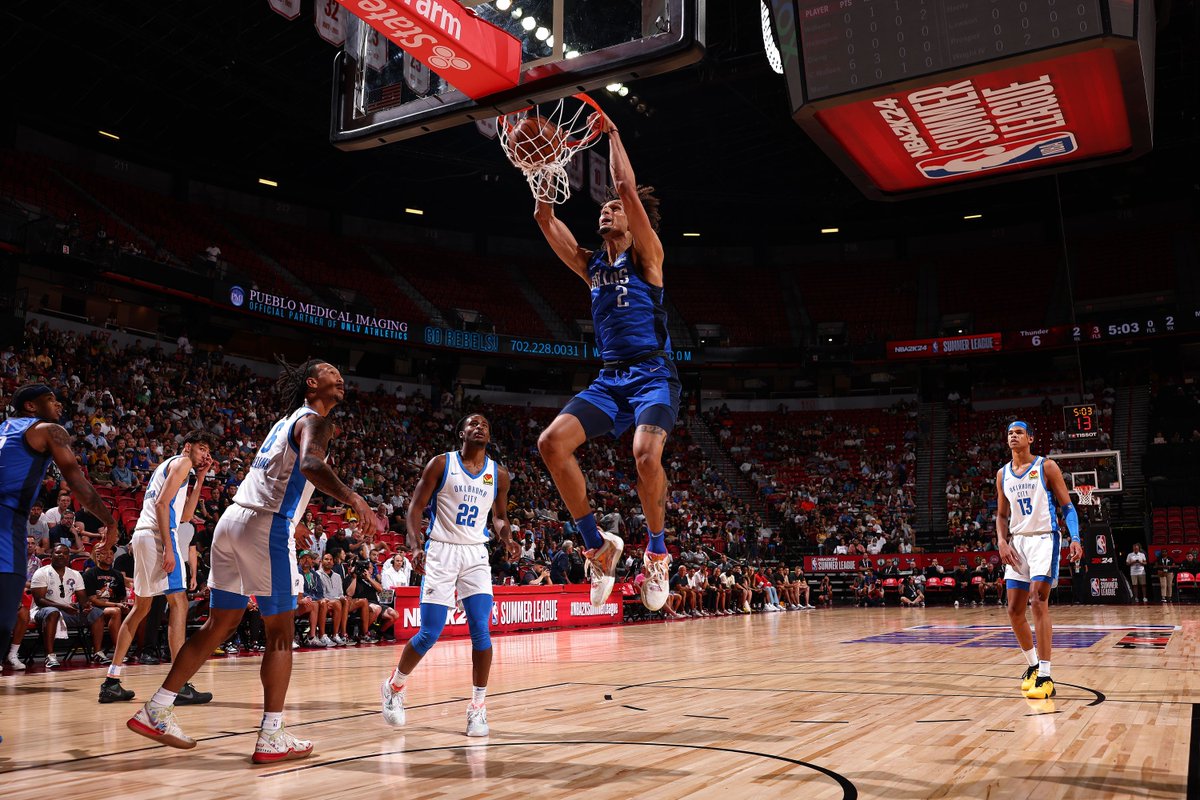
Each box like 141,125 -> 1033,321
8,643 -> 19,658
151,688 -> 178,707
261,711 -> 283,733
1022,648 -> 1038,668
1038,659 -> 1051,678
471,685 -> 486,706
107,664 -> 124,679
390,667 -> 409,692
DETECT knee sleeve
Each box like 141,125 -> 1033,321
410,603 -> 448,655
462,593 -> 493,651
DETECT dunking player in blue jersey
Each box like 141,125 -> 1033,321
0,385 -> 117,668
534,110 -> 679,613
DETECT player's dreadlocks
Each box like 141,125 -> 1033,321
275,357 -> 325,415
606,184 -> 661,232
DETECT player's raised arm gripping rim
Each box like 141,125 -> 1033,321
382,413 -> 515,737
529,107 -> 680,614
995,420 -> 1084,702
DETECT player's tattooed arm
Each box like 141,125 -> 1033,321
44,423 -> 117,531
296,415 -> 373,533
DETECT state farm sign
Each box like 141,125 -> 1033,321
339,0 -> 521,99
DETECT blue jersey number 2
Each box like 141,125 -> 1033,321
455,504 -> 479,527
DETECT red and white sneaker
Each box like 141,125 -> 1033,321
252,727 -> 314,764
127,702 -> 197,749
584,530 -> 624,608
640,551 -> 672,611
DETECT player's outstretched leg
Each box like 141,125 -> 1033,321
538,414 -> 623,607
381,603 -> 448,727
127,604 -> 243,750
252,606 -> 312,764
1023,580 -> 1055,699
633,420 -> 671,611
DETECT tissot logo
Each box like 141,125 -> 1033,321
229,286 -> 245,307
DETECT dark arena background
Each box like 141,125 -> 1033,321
1,1 -> 1199,798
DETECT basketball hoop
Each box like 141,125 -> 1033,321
1075,485 -> 1098,506
497,93 -> 604,204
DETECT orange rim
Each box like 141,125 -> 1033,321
500,92 -> 603,150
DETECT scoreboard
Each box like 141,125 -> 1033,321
1063,403 -> 1099,440
765,0 -> 1155,198
798,0 -> 1104,101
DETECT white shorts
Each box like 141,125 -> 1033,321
131,529 -> 186,597
1004,531 -> 1061,589
420,540 -> 493,608
208,504 -> 297,600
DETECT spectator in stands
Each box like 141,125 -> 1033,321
521,562 -> 552,586
852,571 -> 869,607
316,552 -> 350,647
790,564 -> 814,608
1183,551 -> 1200,578
109,455 -> 136,489
689,566 -> 711,616
26,503 -> 49,546
1126,543 -> 1148,604
41,493 -> 72,528
550,541 -> 572,585
347,556 -> 394,643
1157,551 -> 1175,603
43,509 -> 84,555
816,574 -> 834,608
31,545 -> 118,668
381,552 -> 412,590
899,575 -> 924,607
671,566 -> 698,616
296,552 -> 329,648
952,558 -> 971,605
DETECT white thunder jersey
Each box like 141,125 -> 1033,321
427,451 -> 497,545
1002,455 -> 1056,535
134,455 -> 189,534
235,406 -> 319,526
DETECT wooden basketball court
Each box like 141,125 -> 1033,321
0,605 -> 1191,799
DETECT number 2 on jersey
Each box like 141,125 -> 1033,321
1017,497 -> 1032,515
455,504 -> 479,527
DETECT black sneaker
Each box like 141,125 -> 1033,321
98,679 -> 135,704
175,682 -> 213,705
139,652 -> 160,665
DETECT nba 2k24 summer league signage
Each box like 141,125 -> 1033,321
392,586 -> 622,637
335,0 -> 521,99
813,50 -> 1133,193
228,285 -> 410,342
768,1 -> 1155,197
886,332 -> 1002,360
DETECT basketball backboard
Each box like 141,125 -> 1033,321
332,0 -> 705,149
1048,449 -> 1123,496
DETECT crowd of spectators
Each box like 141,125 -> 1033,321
704,405 -> 919,557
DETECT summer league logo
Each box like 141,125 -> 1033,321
229,285 -> 245,307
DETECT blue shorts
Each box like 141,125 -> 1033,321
562,356 -> 681,439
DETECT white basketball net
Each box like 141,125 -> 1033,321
497,94 -> 602,205
1075,485 -> 1098,506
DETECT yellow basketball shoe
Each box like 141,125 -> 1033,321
1024,675 -> 1055,699
1020,665 -> 1038,693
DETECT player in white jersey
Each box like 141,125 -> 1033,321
100,431 -> 215,706
128,359 -> 374,764
381,413 -> 519,737
996,421 -> 1083,700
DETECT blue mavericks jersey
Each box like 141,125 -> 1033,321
588,246 -> 671,363
0,417 -> 52,573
